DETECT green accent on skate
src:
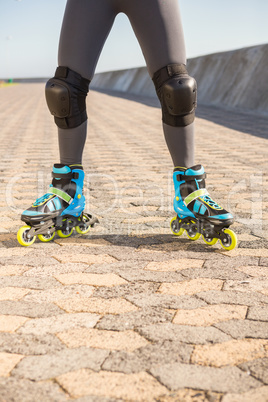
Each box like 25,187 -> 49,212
184,189 -> 208,207
49,187 -> 72,203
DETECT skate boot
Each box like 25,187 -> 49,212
170,165 -> 237,250
17,164 -> 98,246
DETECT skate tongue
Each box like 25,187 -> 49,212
185,165 -> 205,176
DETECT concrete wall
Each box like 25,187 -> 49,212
92,44 -> 268,115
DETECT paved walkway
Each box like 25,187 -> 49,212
0,84 -> 268,401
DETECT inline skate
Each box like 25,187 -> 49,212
170,165 -> 237,250
17,164 -> 98,246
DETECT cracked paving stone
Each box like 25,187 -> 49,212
57,328 -> 148,351
125,293 -> 208,310
214,319 -> 268,339
17,312 -> 100,335
191,339 -> 268,367
239,357 -> 268,384
222,386 -> 268,402
96,307 -> 173,331
12,347 -> 109,381
0,377 -> 68,402
150,363 -> 262,393
56,369 -> 168,400
0,332 -> 64,355
102,341 -> 193,374
0,300 -> 64,318
173,304 -> 247,326
138,323 -> 232,344
196,290 -> 268,306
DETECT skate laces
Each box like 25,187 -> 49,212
201,194 -> 222,210
33,193 -> 53,207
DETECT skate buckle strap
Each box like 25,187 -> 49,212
177,173 -> 206,182
52,171 -> 79,180
49,187 -> 73,204
184,189 -> 208,206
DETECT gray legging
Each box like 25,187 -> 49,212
57,0 -> 195,168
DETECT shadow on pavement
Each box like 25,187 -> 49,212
91,88 -> 268,140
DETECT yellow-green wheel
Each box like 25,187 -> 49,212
186,231 -> 201,241
38,232 -> 55,242
17,225 -> 36,247
170,217 -> 184,236
219,228 -> 237,251
56,227 -> 74,238
75,214 -> 91,235
202,235 -> 218,246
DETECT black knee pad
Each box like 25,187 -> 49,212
45,66 -> 90,129
152,64 -> 197,127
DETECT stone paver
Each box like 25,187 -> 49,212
173,304 -> 247,326
57,328 -> 148,351
55,296 -> 138,314
0,84 -> 267,400
0,352 -> 24,376
191,339 -> 268,367
56,370 -> 168,400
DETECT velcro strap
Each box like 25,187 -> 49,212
49,187 -> 73,204
52,171 -> 73,180
54,66 -> 90,93
152,63 -> 188,89
177,173 -> 206,182
51,171 -> 79,180
184,189 -> 208,206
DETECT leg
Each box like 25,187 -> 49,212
56,0 -> 117,165
122,0 -> 195,168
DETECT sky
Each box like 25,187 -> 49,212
0,0 -> 267,79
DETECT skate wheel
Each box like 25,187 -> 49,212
75,214 -> 91,235
202,235 -> 218,246
57,228 -> 74,238
186,231 -> 201,241
17,225 -> 36,247
170,217 -> 184,236
38,232 -> 55,242
219,228 -> 237,251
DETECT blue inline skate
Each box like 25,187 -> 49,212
17,164 -> 98,246
170,165 -> 237,250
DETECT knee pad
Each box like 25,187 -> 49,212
152,64 -> 197,127
45,66 -> 90,129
